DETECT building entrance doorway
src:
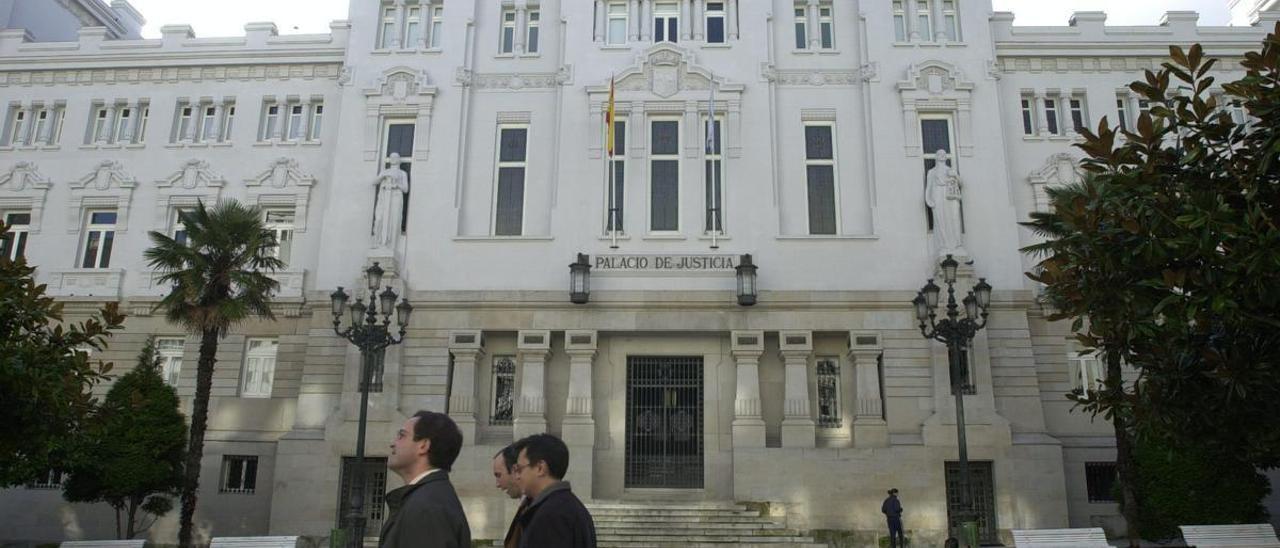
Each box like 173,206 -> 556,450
945,460 -> 998,544
624,356 -> 704,489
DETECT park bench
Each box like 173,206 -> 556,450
61,542 -> 146,548
209,536 -> 301,548
1179,524 -> 1280,547
1012,527 -> 1110,547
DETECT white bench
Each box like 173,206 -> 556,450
1180,524 -> 1280,547
209,537 -> 301,548
1012,527 -> 1110,547
61,542 -> 147,548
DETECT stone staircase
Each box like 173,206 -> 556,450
587,501 -> 828,548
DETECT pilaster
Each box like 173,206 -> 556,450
849,331 -> 889,448
514,330 -> 551,439
447,330 -> 484,445
731,331 -> 766,448
562,330 -> 597,446
779,330 -> 815,448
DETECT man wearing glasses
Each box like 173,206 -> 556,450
510,433 -> 596,548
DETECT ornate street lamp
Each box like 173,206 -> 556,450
912,254 -> 991,543
570,253 -> 591,304
736,253 -> 758,306
330,262 -> 412,548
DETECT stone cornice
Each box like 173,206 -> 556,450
0,63 -> 344,88
993,55 -> 1248,75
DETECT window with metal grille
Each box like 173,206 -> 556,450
338,457 -> 388,533
816,357 -> 841,428
625,356 -> 704,489
491,356 -> 516,425
1086,462 -> 1118,503
945,460 -> 997,544
220,455 -> 258,494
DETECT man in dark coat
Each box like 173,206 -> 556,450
379,410 -> 471,548
512,433 -> 596,548
881,488 -> 905,548
493,444 -> 529,548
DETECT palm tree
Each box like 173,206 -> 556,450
145,200 -> 283,547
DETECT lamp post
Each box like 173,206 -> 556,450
911,254 -> 992,544
330,262 -> 413,548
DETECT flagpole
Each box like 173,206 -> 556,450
608,74 -> 619,249
708,82 -> 719,250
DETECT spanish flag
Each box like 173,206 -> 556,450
606,75 -> 616,157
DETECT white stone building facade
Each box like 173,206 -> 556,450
2,0 -> 1279,545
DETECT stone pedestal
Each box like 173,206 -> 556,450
562,330 -> 597,447
850,331 -> 889,448
446,330 -> 483,444
779,330 -> 816,448
731,331 -> 766,448
513,330 -> 551,439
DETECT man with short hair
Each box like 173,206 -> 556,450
493,444 -> 528,548
881,488 -> 905,548
511,433 -> 596,548
380,410 -> 471,548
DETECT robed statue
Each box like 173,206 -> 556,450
924,149 -> 969,260
371,153 -> 409,250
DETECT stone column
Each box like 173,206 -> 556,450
726,0 -> 738,40
907,0 -> 920,41
629,0 -> 640,41
629,102 -> 646,158
683,101 -> 699,158
447,330 -> 483,445
1061,90 -> 1076,137
39,106 -> 57,144
594,0 -> 606,42
207,104 -> 224,142
779,330 -> 815,448
389,0 -> 404,49
692,0 -> 704,40
679,0 -> 691,41
514,330 -> 551,439
270,101 -> 285,141
515,6 -> 528,54
731,331 -> 765,448
850,331 -> 889,447
418,0 -> 433,49
1036,94 -> 1050,138
806,0 -> 820,49
933,0 -> 946,42
640,0 -> 652,41
562,331 -> 597,446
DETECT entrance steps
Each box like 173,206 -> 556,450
587,502 -> 828,548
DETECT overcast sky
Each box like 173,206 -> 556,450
127,0 -> 1235,38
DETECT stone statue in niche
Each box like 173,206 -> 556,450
924,150 -> 969,260
371,153 -> 409,251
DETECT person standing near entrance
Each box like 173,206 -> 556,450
380,410 -> 471,548
882,488 -> 906,547
511,433 -> 596,548
493,444 -> 530,548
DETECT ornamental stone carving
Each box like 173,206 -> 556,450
0,162 -> 52,234
69,160 -> 137,233
0,162 -> 51,192
244,158 -> 317,233
1028,153 -> 1082,213
157,159 -> 225,191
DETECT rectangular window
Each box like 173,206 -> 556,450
819,7 -> 834,48
405,7 -> 422,47
916,0 -> 933,41
794,8 -> 808,49
262,105 -> 280,141
1138,99 -> 1152,120
1228,99 -> 1247,125
177,106 -> 193,142
527,10 -> 540,53
704,117 -> 723,233
804,123 -> 837,235
1021,97 -> 1035,135
607,2 -> 628,45
80,210 -> 117,269
201,105 -> 219,142
93,108 -> 111,142
941,0 -> 959,41
223,106 -> 234,140
32,109 -> 48,145
309,104 -> 324,141
220,455 -> 258,494
705,2 -> 725,43
893,0 -> 907,41
27,469 -> 65,490
495,126 -> 528,236
654,2 -> 678,43
1045,98 -> 1060,135
1116,97 -> 1129,132
501,10 -> 516,53
1070,98 -> 1087,133
607,119 -> 626,232
650,119 -> 680,232
429,7 -> 444,48
286,104 -> 305,141
171,208 -> 190,246
816,357 -> 841,428
241,338 -> 278,398
137,107 -> 150,142
156,337 -> 185,387
491,355 -> 515,425
380,6 -> 397,49
1085,462 -> 1118,503
8,110 -> 27,145
1069,351 -> 1105,396
264,209 -> 295,266
1,212 -> 31,261
114,108 -> 132,143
